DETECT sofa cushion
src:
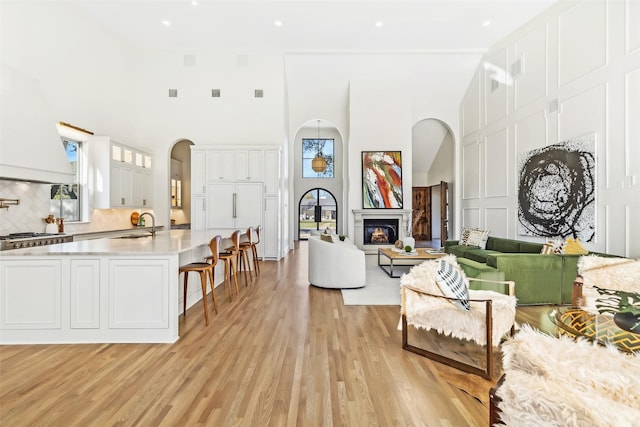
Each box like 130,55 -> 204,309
464,248 -> 501,264
519,241 -> 544,253
490,239 -> 520,253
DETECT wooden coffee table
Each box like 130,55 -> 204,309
377,247 -> 446,278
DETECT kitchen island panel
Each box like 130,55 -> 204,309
1,259 -> 62,329
70,259 -> 100,329
109,259 -> 170,329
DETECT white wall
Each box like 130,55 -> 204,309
459,0 -> 640,257
348,79 -> 413,236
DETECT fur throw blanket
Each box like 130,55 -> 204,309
400,256 -> 516,346
577,255 -> 640,311
498,325 -> 640,427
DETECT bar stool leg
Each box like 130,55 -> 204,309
230,256 -> 240,295
183,271 -> 189,317
198,271 -> 210,326
208,267 -> 218,314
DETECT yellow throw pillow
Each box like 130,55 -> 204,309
564,237 -> 588,255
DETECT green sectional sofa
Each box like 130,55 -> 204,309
445,236 -> 615,305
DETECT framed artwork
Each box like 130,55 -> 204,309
361,151 -> 403,209
517,134 -> 596,242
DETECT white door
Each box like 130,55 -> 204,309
207,183 -> 235,228
235,182 -> 263,229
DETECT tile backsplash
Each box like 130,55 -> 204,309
0,180 -> 152,235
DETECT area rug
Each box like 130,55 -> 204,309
341,255 -> 402,306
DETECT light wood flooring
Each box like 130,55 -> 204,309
0,243 -> 554,426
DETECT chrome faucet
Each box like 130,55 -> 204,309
138,212 -> 156,237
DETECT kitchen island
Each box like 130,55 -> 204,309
0,230 -> 229,344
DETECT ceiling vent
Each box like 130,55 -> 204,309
254,89 -> 264,98
169,89 -> 178,98
183,54 -> 196,67
511,58 -> 523,78
211,89 -> 221,98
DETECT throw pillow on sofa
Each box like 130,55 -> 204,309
460,227 -> 490,249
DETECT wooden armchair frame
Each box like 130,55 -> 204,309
401,278 -> 515,380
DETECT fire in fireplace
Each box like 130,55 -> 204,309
363,219 -> 399,245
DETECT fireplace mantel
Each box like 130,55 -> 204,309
352,209 -> 412,254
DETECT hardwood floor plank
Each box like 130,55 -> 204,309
0,244 -> 556,426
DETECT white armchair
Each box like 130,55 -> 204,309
308,235 -> 366,289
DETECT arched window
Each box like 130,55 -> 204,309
298,188 -> 337,240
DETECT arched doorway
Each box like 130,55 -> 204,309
169,139 -> 194,228
298,188 -> 337,240
411,119 -> 454,245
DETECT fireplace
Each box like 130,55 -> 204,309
363,219 -> 399,245
352,209 -> 411,254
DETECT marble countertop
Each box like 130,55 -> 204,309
0,230 -> 230,256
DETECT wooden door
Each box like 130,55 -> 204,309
411,187 -> 431,241
440,181 -> 449,242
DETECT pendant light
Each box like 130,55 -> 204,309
311,120 -> 327,173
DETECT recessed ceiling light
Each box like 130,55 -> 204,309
162,20 -> 171,27
375,21 -> 383,27
274,20 -> 283,27
482,20 -> 491,27
192,1 -> 198,5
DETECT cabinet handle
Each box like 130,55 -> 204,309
202,185 -> 206,193
233,193 -> 237,218
121,197 -> 125,205
143,199 -> 147,206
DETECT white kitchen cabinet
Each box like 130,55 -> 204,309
191,196 -> 207,231
236,149 -> 263,181
133,169 -> 153,208
109,162 -> 133,207
263,196 -> 280,259
191,145 -> 281,259
263,148 -> 280,195
191,149 -> 207,195
206,150 -> 235,182
207,182 -> 263,229
108,259 -> 170,329
0,259 -> 62,330
70,259 -> 100,329
92,136 -> 153,209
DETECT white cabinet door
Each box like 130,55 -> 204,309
236,150 -> 263,182
132,168 -> 144,207
207,183 -> 235,228
0,260 -> 62,329
191,149 -> 207,195
206,150 -> 235,182
108,259 -> 169,329
207,182 -> 262,229
191,196 -> 206,231
235,182 -> 263,229
110,163 -> 133,207
264,196 -> 280,259
70,259 -> 100,329
142,170 -> 153,208
263,149 -> 280,195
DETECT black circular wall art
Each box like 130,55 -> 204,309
518,136 -> 596,242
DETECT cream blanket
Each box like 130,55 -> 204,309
400,255 -> 516,346
498,325 -> 640,427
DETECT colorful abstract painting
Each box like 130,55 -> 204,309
362,151 -> 403,209
518,134 -> 596,241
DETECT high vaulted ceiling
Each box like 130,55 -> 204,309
70,0 -> 557,52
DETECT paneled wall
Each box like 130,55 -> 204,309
459,0 -> 640,257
